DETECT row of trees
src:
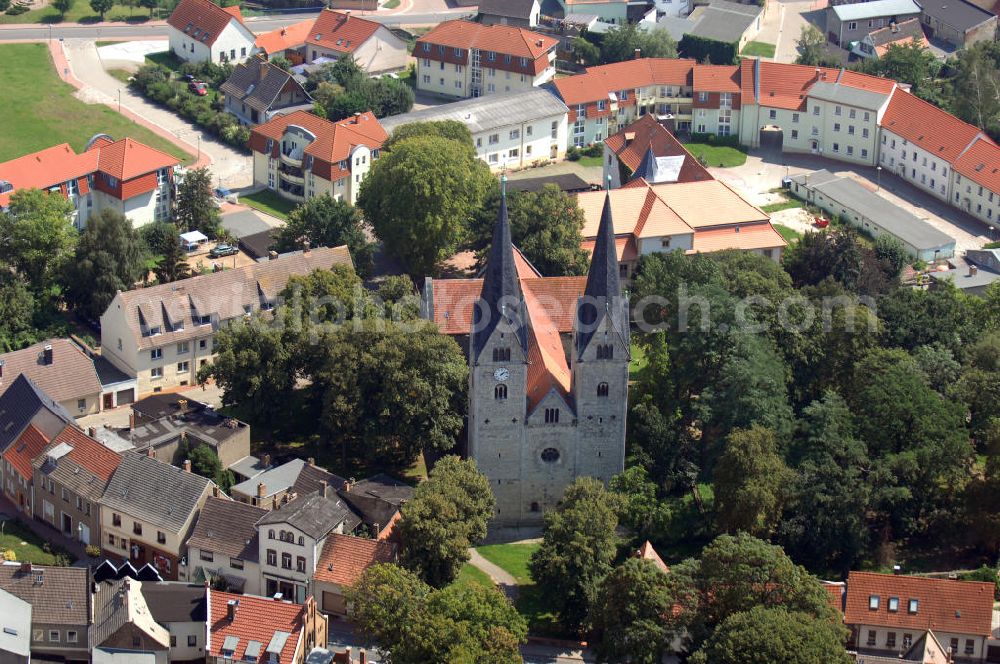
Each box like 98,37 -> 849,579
572,24 -> 679,66
307,56 -> 414,122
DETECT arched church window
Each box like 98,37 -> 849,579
596,344 -> 614,360
597,382 -> 609,397
541,448 -> 560,463
493,347 -> 511,362
544,408 -> 560,424
495,384 -> 507,400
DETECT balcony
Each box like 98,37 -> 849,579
278,164 -> 304,185
280,151 -> 302,168
278,182 -> 305,202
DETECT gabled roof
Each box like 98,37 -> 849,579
379,88 -> 568,136
844,571 -> 994,636
338,474 -> 412,533
604,115 -> 712,184
478,0 -> 537,19
525,285 -> 572,410
167,0 -> 246,47
186,496 -> 264,562
692,64 -> 741,93
553,58 -> 697,107
232,458 -> 307,499
34,425 -> 122,501
293,463 -> 347,498
256,492 -> 360,540
868,18 -> 930,56
92,578 -> 170,650
139,583 -> 207,624
808,80 -> 893,111
0,375 -> 74,453
208,590 -> 304,663
953,136 -> 1000,196
255,18 -> 314,54
251,110 -> 387,166
881,89 -> 986,162
417,19 -> 558,60
636,541 -> 669,573
916,0 -> 994,30
2,425 -> 50,481
220,61 -> 309,115
313,533 -> 396,586
831,0 -> 920,21
690,221 -> 787,253
0,143 -> 97,203
305,9 -> 383,54
0,338 -> 102,406
92,137 -> 179,181
0,563 -> 90,626
102,453 -> 213,534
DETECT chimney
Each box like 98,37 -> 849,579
307,457 -> 315,466
177,398 -> 188,410
815,67 -> 822,81
353,112 -> 361,124
183,459 -> 192,473
212,485 -> 220,498
302,239 -> 311,254
261,453 -> 271,468
360,650 -> 367,664
345,9 -> 350,19
268,250 -> 278,260
970,264 -> 979,276
146,447 -> 155,459
634,48 -> 641,60
43,344 -> 53,365
272,495 -> 279,510
88,426 -> 97,438
342,479 -> 352,492
319,480 -> 329,498
257,482 -> 267,498
129,411 -> 135,431
226,598 -> 239,622
19,562 -> 31,573
280,27 -> 286,35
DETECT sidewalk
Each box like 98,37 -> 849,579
467,548 -> 520,602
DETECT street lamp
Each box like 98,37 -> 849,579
876,165 -> 882,192
117,89 -> 121,115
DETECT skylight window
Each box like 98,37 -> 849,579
869,595 -> 879,610
888,597 -> 899,612
908,599 -> 919,614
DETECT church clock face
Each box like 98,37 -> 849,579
493,367 -> 510,382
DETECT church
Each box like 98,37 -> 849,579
421,184 -> 629,525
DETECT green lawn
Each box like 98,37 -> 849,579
0,519 -> 75,565
629,341 -> 647,381
683,143 -> 747,168
761,198 -> 804,214
456,563 -> 494,591
241,189 -> 298,220
0,43 -> 192,164
774,224 -> 803,243
383,0 -> 401,7
742,41 -> 776,58
476,543 -> 538,584
0,2 -> 157,24
577,155 -> 603,168
475,542 -> 569,636
107,68 -> 132,84
146,50 -> 183,72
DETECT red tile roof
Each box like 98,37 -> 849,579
553,58 -> 697,106
604,115 -> 712,184
255,18 -> 314,54
305,10 -> 382,54
824,582 -> 845,615
2,425 -> 50,481
313,533 -> 396,586
636,541 -> 669,573
692,64 -> 741,92
953,135 -> 1000,194
167,0 -> 245,47
524,284 -> 571,411
92,137 -> 180,181
689,222 -> 786,254
417,20 -> 558,60
843,571 -> 994,636
208,590 -> 304,662
881,89 -> 985,163
250,110 -> 387,167
47,425 -> 122,483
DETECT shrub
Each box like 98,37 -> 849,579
5,4 -> 29,14
2,550 -> 15,562
567,146 -> 581,161
85,544 -> 101,558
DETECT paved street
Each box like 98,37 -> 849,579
753,0 -> 823,62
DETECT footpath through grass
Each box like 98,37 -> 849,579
0,3 -> 156,24
742,41 -> 776,58
683,142 -> 747,167
0,519 -> 75,565
476,542 -> 567,637
241,189 -> 298,220
0,43 -> 192,164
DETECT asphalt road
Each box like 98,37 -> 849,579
0,10 -> 472,41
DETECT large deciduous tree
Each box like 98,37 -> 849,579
272,195 -> 374,275
0,189 -> 76,295
713,425 -> 792,538
357,135 -> 493,278
174,167 -> 221,236
398,456 -> 494,587
64,209 -> 145,321
89,0 -> 113,19
529,477 -> 620,632
384,120 -> 475,151
600,24 -> 677,63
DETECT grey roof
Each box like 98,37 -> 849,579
471,187 -> 528,362
832,0 -> 920,21
219,61 -> 310,114
0,374 -> 74,452
686,0 -> 763,43
229,455 -> 270,480
338,473 -> 414,533
93,355 -> 133,388
102,453 -> 213,534
139,583 -> 207,624
132,393 -> 204,421
256,492 -> 361,540
306,649 -> 336,664
506,172 -> 593,193
238,229 -> 279,261
292,463 -> 347,497
578,192 -> 621,356
868,17 -> 926,47
124,407 -> 246,453
380,88 -> 568,136
223,635 -> 240,652
929,266 -> 1000,290
186,496 -> 266,561
914,0 -> 993,30
478,0 -> 536,19
967,248 -> 1000,271
232,458 -> 306,498
0,588 -> 31,658
93,579 -> 132,647
245,640 -> 263,657
808,80 -> 891,110
0,562 -> 90,626
656,14 -> 698,41
791,170 -> 956,252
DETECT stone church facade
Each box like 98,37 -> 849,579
461,188 -> 629,525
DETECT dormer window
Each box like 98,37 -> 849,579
908,599 -> 918,614
148,326 -> 162,336
869,595 -> 880,610
888,597 -> 899,612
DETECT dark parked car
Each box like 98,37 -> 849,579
209,244 -> 239,258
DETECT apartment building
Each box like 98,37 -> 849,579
249,110 -> 387,206
691,64 -> 742,137
825,0 -> 921,48
166,0 -> 256,64
380,89 -> 569,170
0,136 -> 178,228
303,9 -> 408,73
99,246 -> 353,396
552,58 -> 699,147
414,20 -> 558,99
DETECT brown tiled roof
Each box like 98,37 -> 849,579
692,64 -> 741,92
603,115 -> 712,184
868,18 -> 929,55
953,136 -> 1000,195
313,533 -> 396,586
881,89 -> 985,162
34,425 -> 122,501
208,590 -> 303,662
250,111 -> 387,167
0,563 -> 90,626
824,581 -> 845,615
186,496 -> 264,562
690,222 -> 786,253
524,285 -> 571,411
636,541 -> 669,573
167,0 -> 245,47
305,9 -> 382,54
2,425 -> 50,481
93,138 -> 179,181
255,18 -> 314,54
417,19 -> 558,60
577,185 -> 691,239
110,246 -> 353,351
843,571 -> 994,636
0,338 -> 102,404
553,58 -> 697,106
646,180 -> 769,228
